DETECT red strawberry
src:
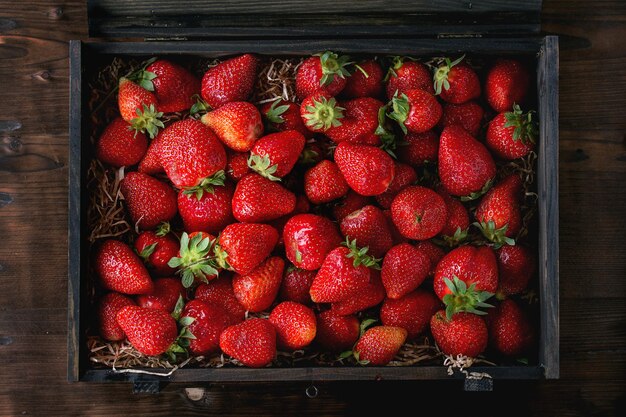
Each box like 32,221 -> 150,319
304,160 -> 349,204
441,101 -> 484,136
354,326 -> 407,365
334,142 -> 395,196
136,277 -> 184,313
138,130 -> 164,175
178,182 -> 235,235
201,101 -> 264,152
342,59 -> 384,99
382,209 -> 408,245
146,59 -> 200,113
309,239 -> 379,303
387,89 -> 442,134
475,174 -> 523,246
280,267 -> 316,305
399,130 -> 439,166
381,290 -> 441,339
381,243 -> 431,299
438,125 -> 497,199
487,299 -> 534,356
390,186 -> 447,240
283,213 -> 342,271
226,151 -> 251,181
496,245 -> 535,296
262,99 -> 313,139
116,305 -> 178,356
375,163 -> 417,209
96,117 -> 147,168
331,270 -> 385,315
201,54 -> 259,108
214,223 -> 279,275
95,240 -> 153,295
98,292 -> 135,341
485,59 -> 530,113
167,231 -> 219,288
486,104 -> 537,160
385,57 -> 434,99
233,256 -> 284,312
295,51 -> 351,100
219,318 -> 276,368
433,56 -> 481,104
340,205 -> 393,258
438,189 -> 470,245
248,130 -> 305,179
269,301 -> 317,350
195,276 -> 246,322
182,299 -> 233,355
120,171 -> 177,230
118,78 -> 163,139
333,191 -> 371,222
134,229 -> 178,276
315,310 -> 360,351
430,310 -> 488,357
415,240 -> 445,276
159,119 -> 227,189
232,173 -> 296,223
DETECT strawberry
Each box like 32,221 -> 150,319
438,189 -> 470,245
382,209 -> 408,245
138,130 -> 164,175
334,142 -> 395,196
380,289 -> 441,339
486,104 -> 537,160
441,101 -> 484,136
201,53 -> 259,108
390,186 -> 447,240
232,256 -> 284,312
213,223 -> 279,275
178,181 -> 235,235
96,117 -> 147,168
120,171 -> 177,230
95,240 -> 154,295
262,99 -> 313,139
433,56 -> 481,104
299,141 -> 326,166
145,59 -> 200,113
354,326 -> 407,365
415,240 -> 445,276
474,174 -> 523,246
342,59 -> 384,99
309,239 -> 380,303
219,318 -> 276,368
381,243 -> 431,299
399,130 -> 439,166
98,292 -> 135,341
315,310 -> 360,351
136,277 -> 185,313
387,89 -> 442,134
269,301 -> 317,350
226,151 -> 251,182
332,191 -> 371,222
280,267 -> 316,305
232,173 -> 296,223
496,245 -> 535,296
340,205 -> 393,258
304,160 -> 349,204
201,101 -> 264,152
134,228 -> 178,276
248,130 -> 306,180
167,232 -> 219,288
385,57 -> 434,99
182,299 -> 233,355
295,51 -> 351,100
331,270 -> 385,315
118,78 -> 163,139
438,125 -> 496,199
487,299 -> 534,356
195,276 -> 246,322
430,310 -> 488,357
116,305 -> 178,356
485,59 -> 530,113
283,213 -> 342,271
375,163 -> 417,209
158,119 -> 227,189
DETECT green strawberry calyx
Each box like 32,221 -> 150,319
376,103 -> 400,159
125,57 -> 158,92
247,154 -> 280,182
442,226 -> 469,247
212,241 -> 231,271
130,103 -> 164,139
155,221 -> 171,237
460,177 -> 495,202
433,55 -> 465,95
168,232 -> 220,288
504,104 -> 538,145
166,295 -> 196,362
338,318 -> 377,365
443,276 -> 494,320
342,237 -> 382,270
383,56 -> 405,82
190,94 -> 211,117
303,96 -> 345,131
317,51 -> 352,86
386,91 -> 411,134
264,99 -> 290,124
474,220 -> 516,248
182,170 -> 226,200
138,242 -> 157,261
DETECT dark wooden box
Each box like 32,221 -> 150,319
68,0 -> 559,385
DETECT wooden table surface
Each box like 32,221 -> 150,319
1,1 -> 624,415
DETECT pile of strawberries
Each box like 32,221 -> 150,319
93,51 -> 538,368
